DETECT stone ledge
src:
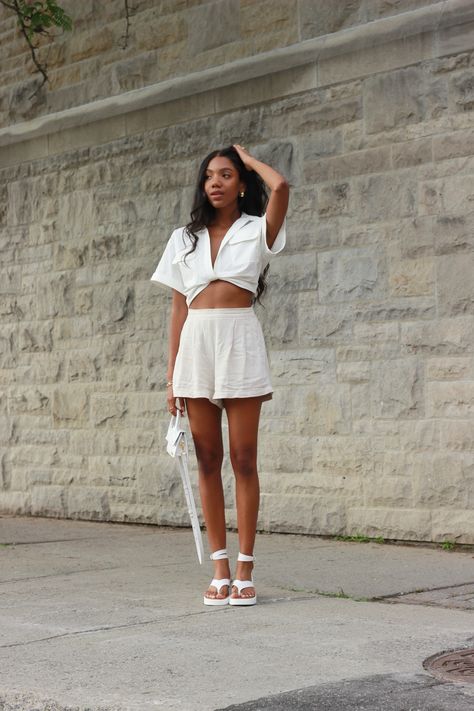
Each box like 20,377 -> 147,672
0,0 -> 473,151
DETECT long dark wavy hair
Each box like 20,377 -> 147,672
184,145 -> 270,304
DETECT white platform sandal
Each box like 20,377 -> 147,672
229,552 -> 257,606
204,548 -> 231,606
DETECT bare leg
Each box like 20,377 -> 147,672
224,396 -> 262,600
185,397 -> 230,600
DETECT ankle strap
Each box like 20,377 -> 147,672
237,552 -> 255,562
210,548 -> 228,560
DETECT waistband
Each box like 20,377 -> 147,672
186,306 -> 255,319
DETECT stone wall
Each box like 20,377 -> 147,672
1,1 -> 474,543
0,0 -> 437,128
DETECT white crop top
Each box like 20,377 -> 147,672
150,211 -> 286,306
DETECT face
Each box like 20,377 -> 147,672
203,156 -> 245,210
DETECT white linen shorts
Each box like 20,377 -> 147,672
172,307 -> 273,409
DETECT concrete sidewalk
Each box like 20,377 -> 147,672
0,515 -> 473,711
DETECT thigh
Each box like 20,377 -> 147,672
224,397 -> 263,458
185,397 -> 224,462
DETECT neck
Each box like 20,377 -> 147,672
212,204 -> 241,226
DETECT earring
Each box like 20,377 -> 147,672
240,191 -> 245,198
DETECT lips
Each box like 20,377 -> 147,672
210,192 -> 224,197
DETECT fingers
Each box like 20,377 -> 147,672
167,394 -> 186,417
167,391 -> 177,416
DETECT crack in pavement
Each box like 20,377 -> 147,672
0,566 -> 122,585
373,579 -> 474,601
0,609 -> 211,649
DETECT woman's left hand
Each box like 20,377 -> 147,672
233,144 -> 256,170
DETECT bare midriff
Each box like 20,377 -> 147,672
189,280 -> 254,309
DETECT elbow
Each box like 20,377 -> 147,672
274,179 -> 290,194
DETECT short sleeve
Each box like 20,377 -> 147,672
149,230 -> 186,294
260,212 -> 286,256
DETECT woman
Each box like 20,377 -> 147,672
150,143 -> 289,606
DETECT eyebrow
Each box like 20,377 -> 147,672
205,167 -> 235,173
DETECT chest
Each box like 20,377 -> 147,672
207,226 -> 230,269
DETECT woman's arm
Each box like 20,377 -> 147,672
233,143 -> 289,249
167,289 -> 188,416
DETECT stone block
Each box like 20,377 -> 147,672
401,315 -> 474,355
427,382 -> 474,418
434,213 -> 474,255
411,452 -> 471,508
353,296 -> 436,321
318,32 -> 432,87
268,251 -> 317,292
0,266 -> 21,295
311,383 -> 352,435
396,213 -> 474,259
350,382 -> 371,422
420,174 -> 474,217
299,0 -> 363,39
318,246 -> 384,302
66,350 -> 101,383
430,509 -> 474,544
304,146 -> 390,182
254,140 -> 297,187
68,429 -> 118,457
398,420 -> 440,453
426,357 -> 473,381
0,490 -> 30,514
69,26 -> 115,63
270,348 -> 334,384
364,67 -> 424,134
93,285 -> 134,334
36,272 -> 74,320
215,106 -> 267,147
353,321 -> 399,342
9,387 -> 50,415
290,98 -> 362,134
389,257 -> 435,296
371,358 -> 422,418
259,434 -> 314,473
437,253 -> 474,316
449,65 -> 474,112
31,485 -> 67,516
355,173 -> 416,222
57,190 -> 94,238
259,492 -> 346,535
317,182 -> 352,218
340,223 -> 386,249
90,393 -> 127,428
187,0 -> 240,55
363,475 -> 414,508
391,138 -> 432,168
433,128 -> 474,161
298,128 -> 343,160
346,506 -> 432,541
52,388 -> 89,426
74,288 -> 93,316
7,181 -> 32,227
336,362 -> 371,383
441,420 -> 474,451
135,11 -> 187,51
67,486 -> 110,520
258,291 -> 298,346
53,241 -> 89,270
298,293 -> 353,343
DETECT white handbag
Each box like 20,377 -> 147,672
166,410 -> 204,564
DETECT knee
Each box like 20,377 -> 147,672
195,444 -> 223,476
230,446 -> 258,478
